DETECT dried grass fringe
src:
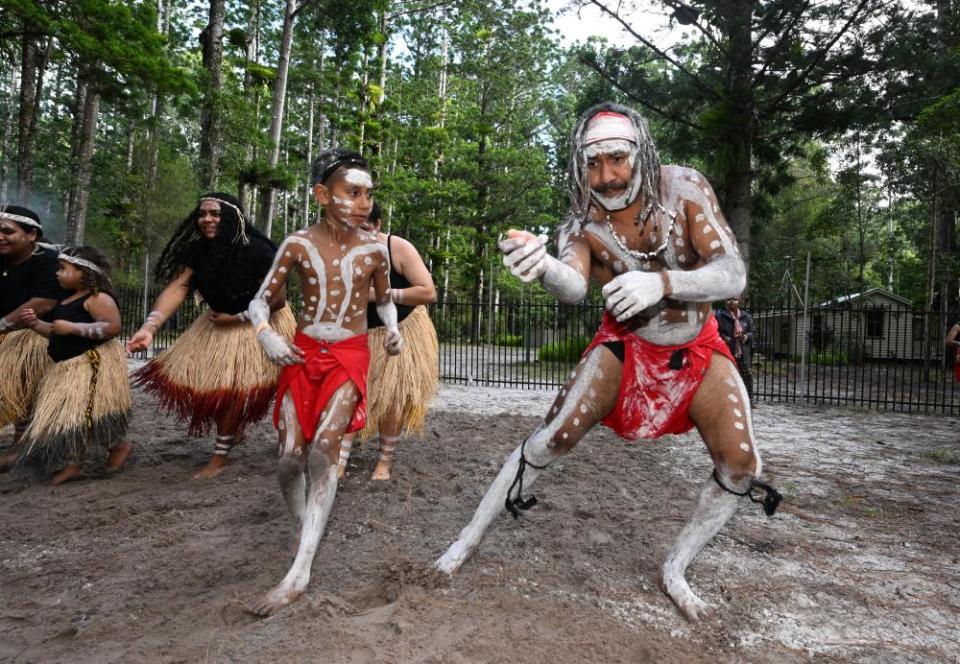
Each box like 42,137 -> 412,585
0,329 -> 53,425
360,305 -> 438,441
133,305 -> 296,436
18,339 -> 131,464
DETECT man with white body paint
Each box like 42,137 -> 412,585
435,102 -> 781,621
247,148 -> 403,616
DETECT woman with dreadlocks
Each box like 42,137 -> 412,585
127,193 -> 296,479
17,246 -> 132,485
0,205 -> 69,461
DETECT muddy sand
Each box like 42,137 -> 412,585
1,385 -> 959,663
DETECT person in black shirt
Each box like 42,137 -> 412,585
336,203 -> 439,481
716,297 -> 755,405
126,193 -> 296,479
16,246 -> 132,485
0,205 -> 69,441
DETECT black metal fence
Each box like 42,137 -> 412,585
113,287 -> 960,414
115,286 -> 205,358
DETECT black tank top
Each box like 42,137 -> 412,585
367,235 -> 416,329
47,294 -> 111,362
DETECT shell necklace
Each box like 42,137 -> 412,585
603,202 -> 675,261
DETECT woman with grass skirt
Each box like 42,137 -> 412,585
0,205 -> 68,461
336,203 -> 439,481
126,193 -> 296,479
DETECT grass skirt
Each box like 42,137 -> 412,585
18,339 -> 131,464
360,305 -> 439,441
0,329 -> 53,425
133,305 -> 297,436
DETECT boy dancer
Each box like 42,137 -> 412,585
247,148 -> 402,616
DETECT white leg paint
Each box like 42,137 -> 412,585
251,386 -> 355,617
659,476 -> 740,621
277,394 -> 305,523
435,349 -> 609,575
435,436 -> 556,575
251,451 -> 338,616
337,432 -> 354,477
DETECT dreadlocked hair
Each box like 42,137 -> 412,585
61,245 -> 115,297
153,192 -> 274,298
563,102 -> 662,236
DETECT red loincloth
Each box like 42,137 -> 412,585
585,312 -> 735,441
273,331 -> 370,442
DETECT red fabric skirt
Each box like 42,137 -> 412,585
585,313 -> 734,441
273,331 -> 370,442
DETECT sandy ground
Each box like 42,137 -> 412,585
1,384 -> 959,663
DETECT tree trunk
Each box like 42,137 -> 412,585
199,0 -> 226,189
16,33 -> 50,203
0,67 -> 19,199
239,0 -> 260,213
258,0 -> 297,236
719,0 -> 755,277
373,8 -> 389,162
66,75 -> 100,244
63,75 -> 88,221
936,0 -> 957,313
126,118 -> 136,172
303,78 -> 315,228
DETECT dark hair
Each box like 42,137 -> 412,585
0,204 -> 43,239
369,202 -> 383,226
60,245 -> 114,296
154,192 -> 270,284
310,148 -> 368,186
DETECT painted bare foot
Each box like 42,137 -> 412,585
247,585 -> 305,617
105,442 -> 133,473
371,459 -> 392,481
51,463 -> 86,486
656,569 -> 711,622
193,455 -> 228,479
435,539 -> 472,575
337,464 -> 346,480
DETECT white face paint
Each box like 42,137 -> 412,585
584,138 -> 642,211
342,168 -> 373,188
332,195 -> 354,219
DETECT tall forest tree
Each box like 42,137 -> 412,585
576,0 -> 905,272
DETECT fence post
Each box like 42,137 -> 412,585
798,253 -> 811,399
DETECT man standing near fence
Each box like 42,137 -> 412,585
435,102 -> 781,621
716,297 -> 755,405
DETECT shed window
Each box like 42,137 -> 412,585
866,309 -> 884,339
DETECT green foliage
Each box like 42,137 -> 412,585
0,0 -> 954,317
538,336 -> 591,362
494,333 -> 522,347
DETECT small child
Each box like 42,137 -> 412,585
20,246 -> 132,485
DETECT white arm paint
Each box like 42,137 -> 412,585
376,297 -> 403,355
249,237 -> 303,366
542,257 -> 589,304
666,254 -> 746,302
0,316 -> 11,332
499,233 -> 588,304
74,321 -> 113,340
